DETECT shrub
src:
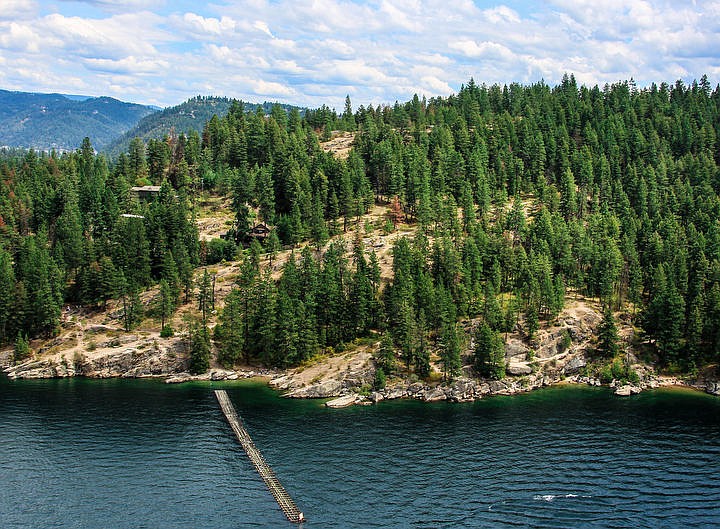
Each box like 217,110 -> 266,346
160,325 -> 174,338
559,329 -> 572,353
373,367 -> 385,390
14,333 -> 30,363
598,358 -> 640,385
205,238 -> 236,265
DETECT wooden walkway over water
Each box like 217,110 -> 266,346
214,390 -> 305,523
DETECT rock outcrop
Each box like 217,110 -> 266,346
325,394 -> 363,408
269,350 -> 375,399
614,384 -> 642,396
3,338 -> 188,380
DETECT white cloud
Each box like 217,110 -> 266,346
250,79 -> 296,97
448,40 -> 515,61
42,13 -> 164,58
83,55 -> 169,74
0,0 -> 717,109
0,0 -> 38,20
419,75 -> 453,95
65,0 -> 167,13
170,13 -> 238,37
482,5 -> 521,25
380,0 -> 424,32
253,20 -> 273,38
317,39 -> 355,57
0,22 -> 46,52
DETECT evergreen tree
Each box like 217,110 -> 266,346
17,235 -> 62,336
439,320 -> 462,382
376,333 -> 396,375
473,322 -> 505,379
156,279 -> 176,331
266,230 -> 281,267
215,288 -> 244,367
597,305 -> 620,358
188,319 -> 211,374
525,303 -> 539,339
14,332 -> 30,363
0,249 -> 15,343
119,277 -> 143,332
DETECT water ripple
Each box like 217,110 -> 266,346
1,380 -> 720,528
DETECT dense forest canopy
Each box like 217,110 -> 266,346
104,96 -> 305,158
1,75 -> 719,377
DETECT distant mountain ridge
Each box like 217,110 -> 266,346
0,89 -> 155,151
0,89 -> 306,155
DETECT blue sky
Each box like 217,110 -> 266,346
1,0 -> 718,109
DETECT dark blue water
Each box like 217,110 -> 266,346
1,377 -> 719,529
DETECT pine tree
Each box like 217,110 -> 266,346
0,249 -> 15,343
18,234 -> 62,337
525,303 -> 539,339
197,269 -> 213,321
473,322 -> 505,379
118,274 -> 143,332
597,305 -> 620,358
215,288 -> 244,367
156,279 -> 176,331
266,230 -> 281,267
188,319 -> 211,374
376,333 -> 396,375
342,95 -> 356,131
14,332 -> 30,363
439,320 -> 462,382
388,195 -> 403,229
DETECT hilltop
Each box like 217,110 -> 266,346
104,97 -> 304,157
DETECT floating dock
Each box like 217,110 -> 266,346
214,390 -> 304,523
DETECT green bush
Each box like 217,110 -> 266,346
599,364 -> 614,384
599,359 -> 640,385
13,332 -> 30,363
160,325 -> 174,338
205,238 -> 236,265
374,367 -> 386,390
559,329 -> 572,353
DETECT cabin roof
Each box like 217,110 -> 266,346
130,185 -> 162,193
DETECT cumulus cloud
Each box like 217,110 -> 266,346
62,0 -> 167,13
0,0 -> 717,109
0,23 -> 45,53
169,13 -> 238,38
0,0 -> 38,20
253,20 -> 273,38
83,56 -> 169,74
448,40 -> 515,61
250,79 -> 296,97
40,13 -> 166,58
482,5 -> 521,24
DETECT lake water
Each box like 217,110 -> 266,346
1,376 -> 719,528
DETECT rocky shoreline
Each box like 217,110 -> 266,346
4,348 -> 717,407
0,322 -> 720,407
303,373 -> 716,408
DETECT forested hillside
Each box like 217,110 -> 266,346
105,97 -> 304,158
1,76 -> 719,378
0,90 -> 155,151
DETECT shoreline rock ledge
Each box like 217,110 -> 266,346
614,384 -> 642,396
